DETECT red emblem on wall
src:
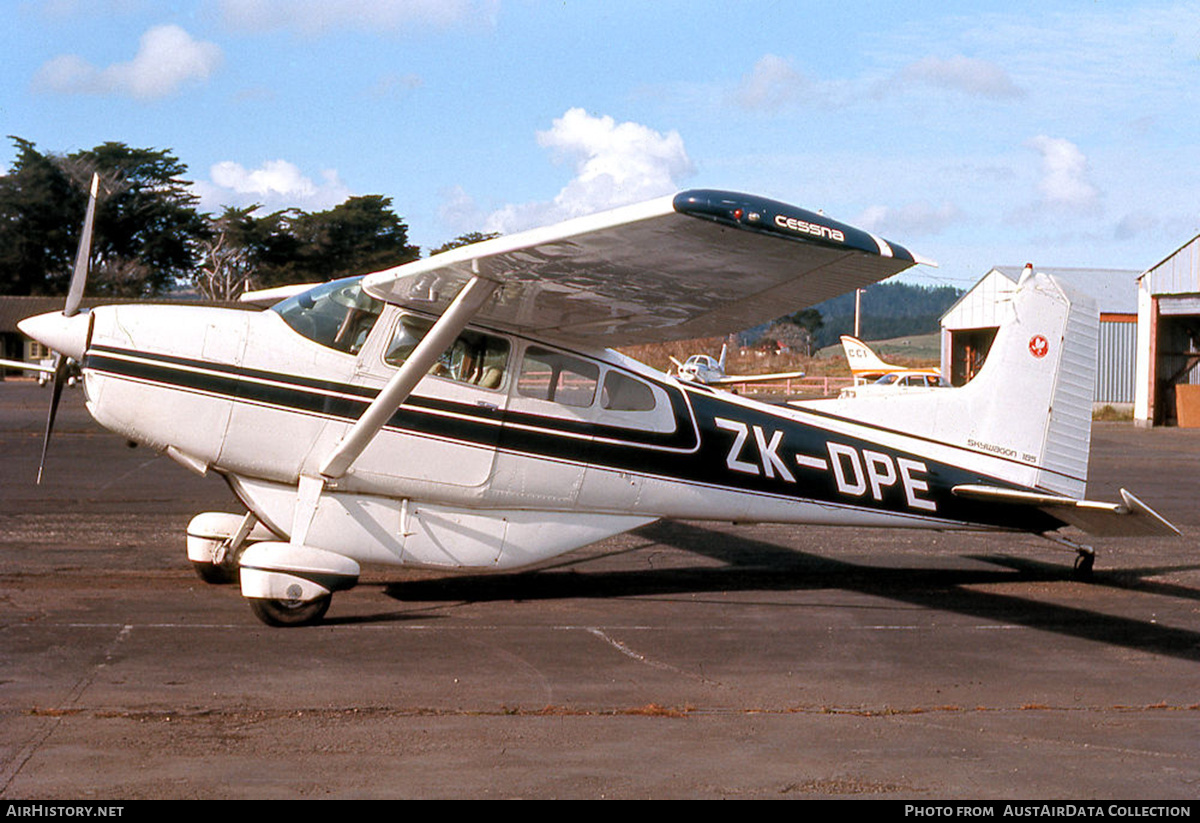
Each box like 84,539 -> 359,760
1029,334 -> 1049,359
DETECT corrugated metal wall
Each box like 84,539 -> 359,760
1142,235 -> 1200,296
1096,319 -> 1136,403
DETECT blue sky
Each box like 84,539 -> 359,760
3,0 -> 1199,288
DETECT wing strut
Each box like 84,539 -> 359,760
318,273 -> 501,480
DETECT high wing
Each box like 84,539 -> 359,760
361,190 -> 930,348
239,283 -> 315,307
322,189 -> 928,480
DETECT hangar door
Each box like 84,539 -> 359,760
949,327 -> 998,387
1151,296 -> 1200,425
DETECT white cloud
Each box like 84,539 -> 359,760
484,108 -> 694,233
1026,135 -> 1100,211
195,159 -> 353,212
33,25 -> 221,100
366,72 -> 424,100
218,0 -> 492,34
896,55 -> 1023,99
732,54 -> 809,111
857,201 -> 964,238
437,185 -> 484,233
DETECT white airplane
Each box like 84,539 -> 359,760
670,344 -> 806,387
18,185 -> 1177,626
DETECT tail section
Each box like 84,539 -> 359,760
813,272 -> 1097,498
958,271 -> 1097,496
841,335 -> 902,380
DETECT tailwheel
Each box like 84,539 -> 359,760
249,595 -> 331,627
1073,549 -> 1096,578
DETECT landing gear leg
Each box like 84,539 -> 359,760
189,512 -> 261,584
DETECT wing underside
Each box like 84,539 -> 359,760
362,190 -> 925,349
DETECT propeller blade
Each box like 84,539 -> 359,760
64,173 -> 99,318
36,355 -> 71,485
35,172 -> 98,483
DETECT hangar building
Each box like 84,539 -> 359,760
1134,233 -> 1200,426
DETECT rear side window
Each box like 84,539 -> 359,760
601,371 -> 656,411
518,347 -> 599,407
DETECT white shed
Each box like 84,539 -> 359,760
1134,233 -> 1200,426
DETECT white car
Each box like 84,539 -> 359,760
838,370 -> 947,399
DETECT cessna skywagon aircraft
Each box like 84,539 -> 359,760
18,184 -> 1177,626
670,344 -> 806,387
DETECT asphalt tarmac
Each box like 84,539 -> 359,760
1,381 -> 1197,799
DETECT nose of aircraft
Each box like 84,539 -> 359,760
18,311 -> 91,360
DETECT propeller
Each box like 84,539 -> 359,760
33,172 -> 99,484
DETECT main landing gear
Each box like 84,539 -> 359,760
249,594 -> 332,627
187,512 -> 358,627
186,512 -> 274,584
238,541 -> 360,628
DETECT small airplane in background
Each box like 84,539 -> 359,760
840,335 -> 944,383
836,335 -> 946,398
15,182 -> 1177,627
669,343 -> 806,387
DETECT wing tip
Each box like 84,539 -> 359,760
672,188 -> 923,265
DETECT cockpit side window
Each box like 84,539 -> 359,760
273,277 -> 383,354
384,314 -> 510,390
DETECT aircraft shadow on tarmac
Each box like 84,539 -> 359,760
340,520 -> 1200,662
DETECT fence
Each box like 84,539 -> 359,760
724,375 -> 853,397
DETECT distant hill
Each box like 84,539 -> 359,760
808,282 -> 962,349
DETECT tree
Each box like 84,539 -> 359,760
80,141 -> 207,295
429,231 -> 501,256
220,196 -> 420,289
0,137 -> 208,296
759,321 -> 816,357
0,138 -> 80,295
196,206 -> 256,300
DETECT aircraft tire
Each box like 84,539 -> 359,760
191,560 -> 239,585
248,595 -> 331,627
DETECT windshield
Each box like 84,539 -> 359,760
272,277 -> 383,354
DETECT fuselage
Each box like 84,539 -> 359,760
66,277 -> 1055,570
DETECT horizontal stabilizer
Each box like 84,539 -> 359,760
952,485 -> 1179,537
